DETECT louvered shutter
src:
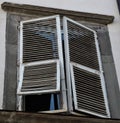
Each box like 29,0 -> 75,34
63,17 -> 110,118
17,15 -> 62,95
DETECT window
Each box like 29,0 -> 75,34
17,15 -> 110,118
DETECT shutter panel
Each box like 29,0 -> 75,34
17,15 -> 62,95
63,17 -> 110,118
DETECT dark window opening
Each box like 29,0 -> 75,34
117,0 -> 120,13
24,93 -> 60,112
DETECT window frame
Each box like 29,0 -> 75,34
3,5 -> 120,117
17,59 -> 60,95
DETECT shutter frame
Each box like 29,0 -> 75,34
17,15 -> 63,95
17,60 -> 60,95
63,16 -> 110,118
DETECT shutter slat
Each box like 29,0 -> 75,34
21,63 -> 57,94
73,66 -> 107,116
68,21 -> 99,70
23,18 -> 58,63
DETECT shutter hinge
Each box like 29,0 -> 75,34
17,60 -> 20,66
95,70 -> 101,75
62,88 -> 67,92
17,25 -> 20,30
101,70 -> 104,73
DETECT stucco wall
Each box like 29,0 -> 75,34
0,6 -> 6,109
0,0 -> 120,109
0,0 -> 119,15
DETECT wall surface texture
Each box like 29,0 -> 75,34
0,5 -> 6,109
0,0 -> 120,109
0,111 -> 120,123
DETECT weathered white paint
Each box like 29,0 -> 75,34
0,0 -> 120,109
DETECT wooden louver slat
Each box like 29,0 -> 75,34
21,63 -> 57,93
73,66 -> 107,115
23,18 -> 58,63
68,21 -> 99,70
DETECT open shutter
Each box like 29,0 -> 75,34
17,15 -> 62,95
63,17 -> 110,118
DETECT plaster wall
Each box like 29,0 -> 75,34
0,6 -> 6,109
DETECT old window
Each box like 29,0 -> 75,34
3,2 -> 120,119
17,15 -> 110,118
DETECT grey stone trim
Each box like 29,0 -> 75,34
3,13 -> 41,110
1,111 -> 120,123
93,25 -> 120,119
3,13 -> 19,110
1,2 -> 114,25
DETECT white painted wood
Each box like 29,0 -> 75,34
63,16 -> 110,118
22,15 -> 60,23
71,62 -> 101,75
56,16 -> 67,110
17,60 -> 60,95
63,16 -> 73,112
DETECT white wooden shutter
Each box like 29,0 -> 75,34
17,15 -> 63,95
63,17 -> 110,118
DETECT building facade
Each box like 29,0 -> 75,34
0,0 -> 120,119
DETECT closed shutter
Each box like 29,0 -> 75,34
17,15 -> 62,95
63,17 -> 110,118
